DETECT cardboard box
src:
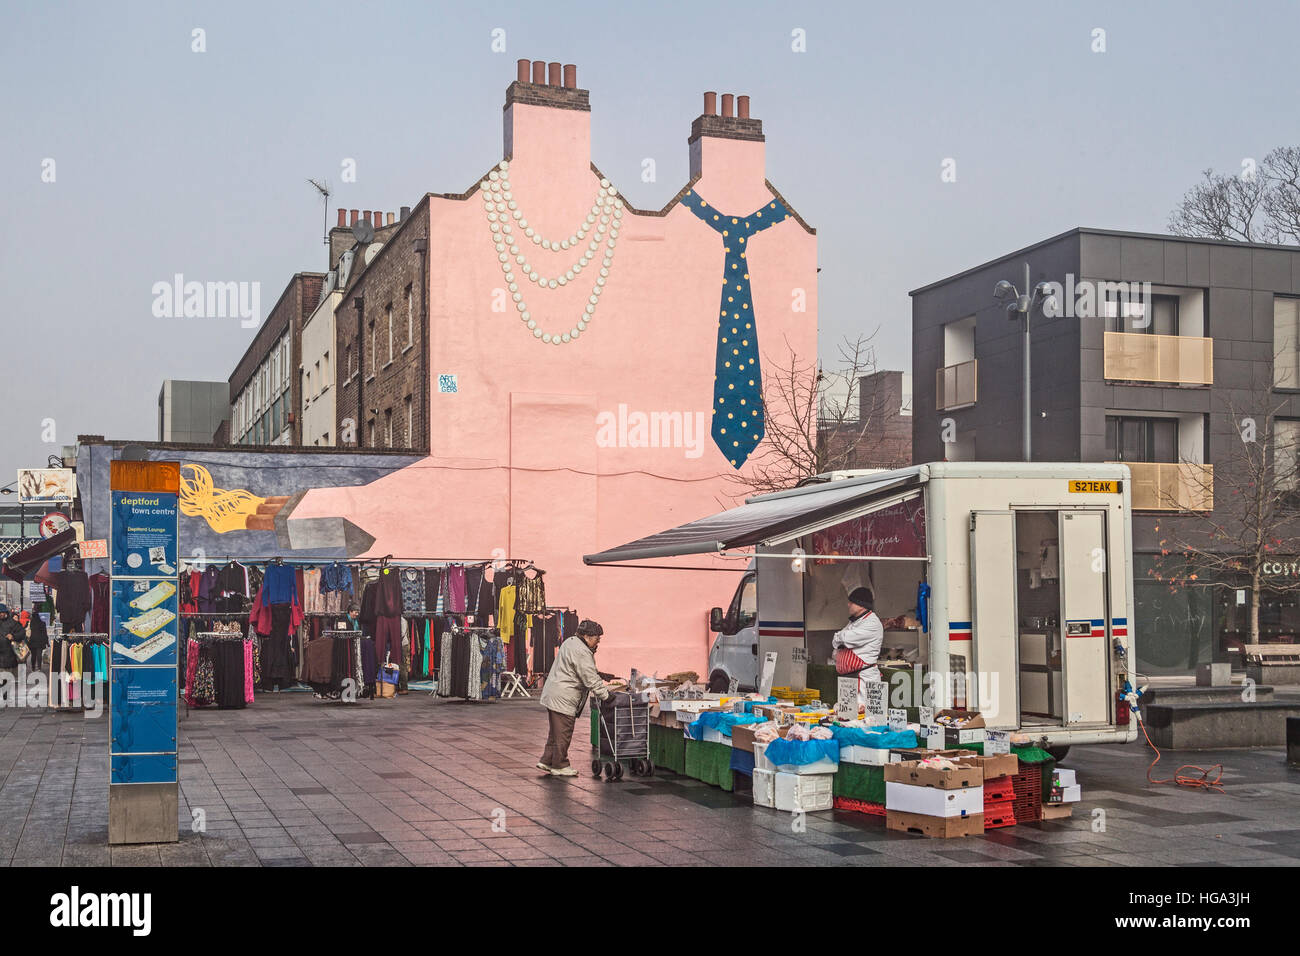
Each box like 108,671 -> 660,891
971,752 -> 1019,780
1048,784 -> 1081,804
774,771 -> 834,813
936,709 -> 986,746
1041,802 -> 1074,820
889,748 -> 978,765
731,723 -> 760,753
753,768 -> 776,808
886,782 -> 984,818
884,758 -> 982,790
886,809 -> 984,838
702,726 -> 730,745
1053,768 -> 1077,787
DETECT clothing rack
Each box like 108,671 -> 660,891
47,632 -> 109,711
182,556 -> 533,568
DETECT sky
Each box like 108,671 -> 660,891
2,0 -> 1298,485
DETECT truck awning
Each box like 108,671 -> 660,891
583,472 -> 922,564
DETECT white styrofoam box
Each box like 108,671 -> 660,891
885,782 -> 984,818
753,768 -> 776,808
1054,768 -> 1077,787
676,711 -> 695,723
840,744 -> 890,766
753,741 -> 775,772
703,726 -> 729,744
772,756 -> 839,775
1057,784 -> 1081,803
774,771 -> 834,813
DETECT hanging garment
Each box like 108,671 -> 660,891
441,565 -> 467,613
517,573 -> 546,613
261,563 -> 297,605
89,572 -> 111,634
198,567 -> 219,614
424,569 -> 443,614
682,189 -> 792,466
400,569 -> 425,615
302,568 -> 325,615
497,585 -> 517,644
261,604 -> 296,689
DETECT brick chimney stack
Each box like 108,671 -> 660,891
503,57 -> 590,159
688,90 -> 765,182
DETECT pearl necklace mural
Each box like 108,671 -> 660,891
481,160 -> 623,345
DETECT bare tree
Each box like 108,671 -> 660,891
1168,146 -> 1300,244
728,332 -> 895,496
1149,374 -> 1300,645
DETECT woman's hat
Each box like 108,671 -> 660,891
847,587 -> 873,609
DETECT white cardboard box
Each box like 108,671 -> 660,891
1054,768 -> 1077,787
774,771 -> 834,813
753,741 -> 775,772
885,782 -> 984,818
840,744 -> 891,766
1055,784 -> 1081,803
703,726 -> 729,745
772,755 -> 839,775
753,768 -> 776,808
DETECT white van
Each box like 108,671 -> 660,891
586,462 -> 1140,754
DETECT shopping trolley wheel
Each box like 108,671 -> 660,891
603,762 -> 616,781
591,760 -> 603,777
634,758 -> 653,777
612,762 -> 624,781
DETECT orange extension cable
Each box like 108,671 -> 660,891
1136,712 -> 1226,793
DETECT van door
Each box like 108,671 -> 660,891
969,511 -> 1019,729
1058,511 -> 1111,725
707,572 -> 758,690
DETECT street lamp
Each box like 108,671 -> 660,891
994,264 -> 1055,461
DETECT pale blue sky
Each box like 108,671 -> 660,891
2,0 -> 1298,481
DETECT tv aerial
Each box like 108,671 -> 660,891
307,178 -> 330,246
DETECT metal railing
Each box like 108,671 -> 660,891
1103,332 -> 1213,385
935,359 -> 977,410
1113,461 -> 1214,511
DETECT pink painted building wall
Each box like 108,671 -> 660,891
294,62 -> 817,678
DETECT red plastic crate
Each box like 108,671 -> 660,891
1011,762 -> 1044,823
834,797 -> 886,817
983,798 -> 1017,829
984,774 -> 1016,803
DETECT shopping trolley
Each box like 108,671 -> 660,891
590,694 -> 654,781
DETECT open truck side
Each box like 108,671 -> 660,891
584,461 -> 1140,751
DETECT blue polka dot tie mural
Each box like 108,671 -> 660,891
683,191 -> 792,468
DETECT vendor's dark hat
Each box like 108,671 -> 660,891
847,587 -> 873,609
577,619 -> 604,637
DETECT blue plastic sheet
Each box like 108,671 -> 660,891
763,737 -> 840,767
829,724 -> 917,749
730,747 -> 755,776
686,711 -> 766,741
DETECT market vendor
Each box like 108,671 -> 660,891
831,586 -> 883,710
538,619 -> 611,778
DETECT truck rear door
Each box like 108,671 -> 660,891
1058,510 -> 1111,725
969,511 -> 1019,729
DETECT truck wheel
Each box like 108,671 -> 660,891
1045,746 -> 1070,763
707,670 -> 730,693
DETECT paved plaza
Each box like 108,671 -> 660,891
1,692 -> 1298,867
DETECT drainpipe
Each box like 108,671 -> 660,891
353,293 -> 365,448
414,234 -> 429,453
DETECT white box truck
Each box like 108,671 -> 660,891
585,462 -> 1139,754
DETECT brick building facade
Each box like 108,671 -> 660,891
818,370 -> 913,471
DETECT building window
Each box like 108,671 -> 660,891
385,408 -> 393,447
322,350 -> 330,387
369,323 -> 376,376
368,419 -> 375,447
1275,419 -> 1300,492
1105,416 -> 1178,462
387,304 -> 394,363
1275,297 -> 1300,389
405,395 -> 413,447
1105,292 -> 1178,335
304,370 -> 310,403
406,286 -> 414,347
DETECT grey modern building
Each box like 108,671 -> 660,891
911,227 -> 1300,678
157,380 -> 230,444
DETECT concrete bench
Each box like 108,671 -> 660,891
1244,644 -> 1300,686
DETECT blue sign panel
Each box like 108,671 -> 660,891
110,667 -> 178,759
111,755 -> 179,785
110,578 -> 178,667
110,491 -> 179,577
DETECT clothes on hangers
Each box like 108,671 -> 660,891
89,572 -> 111,635
400,568 -> 425,615
497,584 -> 517,644
442,565 -> 467,614
517,571 -> 546,613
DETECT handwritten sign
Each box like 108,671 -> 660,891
985,730 -> 1011,755
757,652 -> 779,699
887,708 -> 908,732
79,539 -> 108,559
836,677 -> 858,722
727,676 -> 740,696
732,698 -> 746,715
926,724 -> 946,750
864,680 -> 887,725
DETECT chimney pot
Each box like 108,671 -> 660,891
362,210 -> 372,227
563,64 -> 576,88
737,95 -> 750,119
350,209 -> 359,226
547,61 -> 561,86
721,93 -> 734,118
386,212 -> 395,226
516,58 -> 530,83
337,208 -> 347,227
703,91 -> 717,115
531,60 -> 546,84
400,205 -> 411,220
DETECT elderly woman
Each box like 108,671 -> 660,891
538,619 -> 611,777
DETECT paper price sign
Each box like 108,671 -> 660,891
732,698 -> 746,714
919,706 -> 934,726
985,730 -> 1011,755
864,681 -> 887,723
836,678 -> 858,721
926,724 -> 946,750
727,676 -> 740,696
887,708 -> 908,732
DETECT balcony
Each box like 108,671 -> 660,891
1113,461 -> 1214,511
935,359 -> 977,411
1103,332 -> 1213,385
